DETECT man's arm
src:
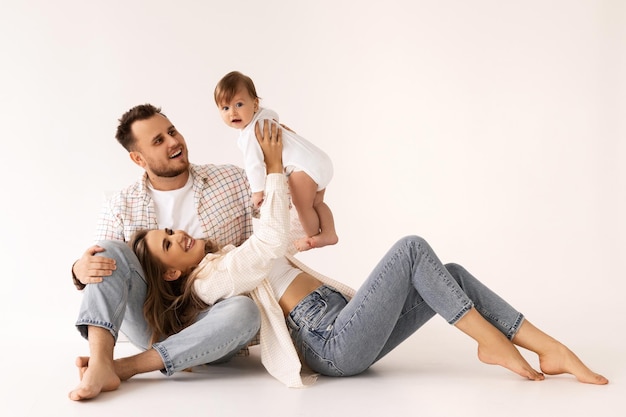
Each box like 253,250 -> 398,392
72,196 -> 126,289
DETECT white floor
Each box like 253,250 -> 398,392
2,321 -> 622,417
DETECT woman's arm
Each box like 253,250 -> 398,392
194,120 -> 288,303
240,108 -> 280,193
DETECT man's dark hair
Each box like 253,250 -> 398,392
115,104 -> 166,151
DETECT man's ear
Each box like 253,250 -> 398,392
163,268 -> 182,282
129,151 -> 146,168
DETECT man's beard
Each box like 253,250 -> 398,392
150,162 -> 189,178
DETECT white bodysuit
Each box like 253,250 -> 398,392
238,107 -> 333,193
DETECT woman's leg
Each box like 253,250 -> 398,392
512,320 -> 608,384
290,235 -> 541,379
290,235 -> 450,376
443,263 -> 607,384
371,259 -> 543,380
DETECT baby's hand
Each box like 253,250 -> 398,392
252,191 -> 265,208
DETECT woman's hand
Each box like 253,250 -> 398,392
255,119 -> 283,174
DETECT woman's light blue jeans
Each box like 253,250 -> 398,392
286,235 -> 524,377
75,240 -> 261,375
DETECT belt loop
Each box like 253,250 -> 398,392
286,312 -> 300,331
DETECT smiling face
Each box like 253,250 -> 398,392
129,113 -> 190,188
144,228 -> 207,280
218,87 -> 259,130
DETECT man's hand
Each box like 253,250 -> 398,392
72,245 -> 116,286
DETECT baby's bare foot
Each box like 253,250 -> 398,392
294,237 -> 314,252
295,232 -> 338,252
539,342 -> 608,385
309,232 -> 338,249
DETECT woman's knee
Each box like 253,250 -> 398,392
398,235 -> 428,249
444,263 -> 466,284
396,235 -> 433,257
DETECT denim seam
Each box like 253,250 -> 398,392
447,302 -> 474,325
110,269 -> 131,333
301,339 -> 344,376
418,240 -> 474,325
156,326 -> 257,375
75,319 -> 117,340
478,308 -> 508,330
152,343 -> 173,375
507,314 -> 525,340
328,241 -> 404,342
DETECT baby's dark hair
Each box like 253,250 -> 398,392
214,71 -> 259,107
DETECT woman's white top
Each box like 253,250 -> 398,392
191,173 -> 354,387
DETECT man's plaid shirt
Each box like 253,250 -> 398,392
94,163 -> 259,352
95,163 -> 253,246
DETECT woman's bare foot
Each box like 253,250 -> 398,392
455,308 -> 544,381
511,320 -> 608,385
68,356 -> 121,401
537,341 -> 608,384
295,232 -> 338,252
476,337 -> 545,381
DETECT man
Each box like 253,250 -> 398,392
69,104 -> 261,400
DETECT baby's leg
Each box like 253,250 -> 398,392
309,189 -> 338,249
289,172 -> 338,251
289,171 -> 320,237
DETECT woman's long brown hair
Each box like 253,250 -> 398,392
130,229 -> 217,345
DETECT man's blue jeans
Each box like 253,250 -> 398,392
75,240 -> 261,375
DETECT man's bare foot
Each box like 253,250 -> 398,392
538,341 -> 608,384
68,356 -> 121,401
477,338 -> 545,381
294,232 -> 338,252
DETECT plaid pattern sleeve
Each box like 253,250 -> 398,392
94,164 -> 253,244
192,164 -> 254,247
94,179 -> 153,242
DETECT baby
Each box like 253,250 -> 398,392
214,71 -> 337,251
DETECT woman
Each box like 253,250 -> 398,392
131,120 -> 608,388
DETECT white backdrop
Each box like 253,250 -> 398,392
0,0 -> 623,349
